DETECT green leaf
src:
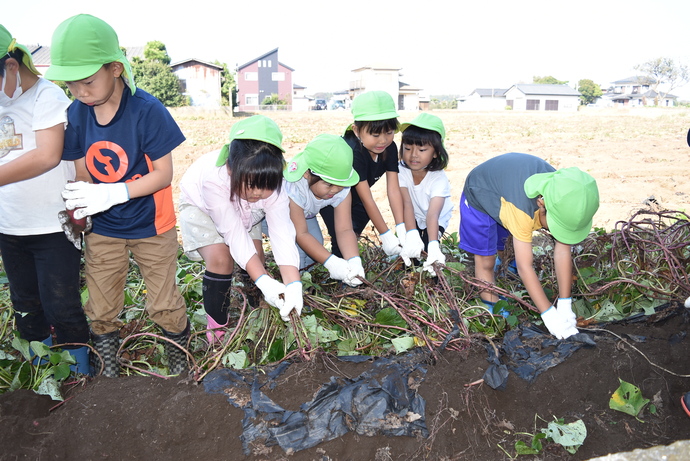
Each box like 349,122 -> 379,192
29,340 -> 51,359
12,336 -> 31,361
337,338 -> 358,356
36,377 -> 64,401
222,350 -> 248,369
391,336 -> 415,354
53,363 -> 71,381
593,299 -> 626,322
266,338 -> 285,363
609,379 -> 650,417
544,419 -> 586,454
375,307 -> 407,330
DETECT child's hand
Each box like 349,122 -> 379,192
57,210 -> 92,250
380,229 -> 402,256
254,275 -> 285,310
557,298 -> 577,328
281,281 -> 303,321
541,306 -> 578,339
344,257 -> 365,287
400,230 -> 424,266
423,240 -> 446,276
324,255 -> 350,281
395,223 -> 407,246
62,181 -> 130,219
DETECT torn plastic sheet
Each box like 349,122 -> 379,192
203,349 -> 429,454
483,325 -> 596,388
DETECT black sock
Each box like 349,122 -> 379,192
202,271 -> 233,324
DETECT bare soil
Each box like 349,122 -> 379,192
2,109 -> 690,460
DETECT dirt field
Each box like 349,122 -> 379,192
1,108 -> 689,460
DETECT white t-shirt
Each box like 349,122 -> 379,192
178,150 -> 298,269
398,165 -> 453,230
0,78 -> 72,235
285,177 -> 350,218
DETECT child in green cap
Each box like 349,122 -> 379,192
45,14 -> 190,377
284,133 -> 364,286
397,113 -> 453,276
459,153 -> 599,339
178,115 -> 302,345
0,24 -> 90,373
320,91 -> 406,259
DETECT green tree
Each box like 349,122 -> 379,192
262,93 -> 288,105
143,40 -> 171,65
130,41 -> 187,107
132,61 -> 188,107
533,76 -> 569,85
214,60 -> 236,107
634,57 -> 689,106
577,79 -> 603,105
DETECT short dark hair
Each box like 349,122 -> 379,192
0,48 -> 25,78
353,118 -> 399,136
226,139 -> 285,200
399,125 -> 449,171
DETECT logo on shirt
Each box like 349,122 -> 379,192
86,141 -> 130,182
0,116 -> 23,158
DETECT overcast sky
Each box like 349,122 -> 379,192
11,0 -> 690,98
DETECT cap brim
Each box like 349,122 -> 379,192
44,63 -> 103,82
548,214 -> 592,245
284,152 -> 309,182
354,110 -> 399,121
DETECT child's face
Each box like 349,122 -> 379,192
537,197 -> 549,229
65,63 -> 123,107
402,143 -> 437,172
353,125 -> 395,157
307,174 -> 344,200
241,186 -> 273,203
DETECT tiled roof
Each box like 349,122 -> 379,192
511,84 -> 581,96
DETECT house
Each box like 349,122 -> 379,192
236,48 -> 294,111
599,76 -> 676,107
503,84 -> 581,112
349,64 -> 424,110
170,59 -> 223,107
292,83 -> 312,112
456,88 -> 509,111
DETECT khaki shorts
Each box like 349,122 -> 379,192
178,202 -> 264,261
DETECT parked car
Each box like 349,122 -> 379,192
330,101 -> 346,110
313,99 -> 327,110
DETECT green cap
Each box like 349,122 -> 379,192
400,112 -> 446,141
345,91 -> 399,133
284,134 -> 359,187
524,167 -> 599,244
44,14 -> 135,95
0,25 -> 40,75
216,115 -> 284,166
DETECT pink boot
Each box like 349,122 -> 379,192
206,315 -> 228,345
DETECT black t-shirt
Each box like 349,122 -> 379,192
343,130 -> 399,207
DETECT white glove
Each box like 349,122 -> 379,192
541,306 -> 578,339
344,256 -> 365,287
324,255 -> 350,281
400,229 -> 424,266
395,223 -> 407,246
423,240 -> 446,276
557,297 -> 577,329
254,274 -> 285,310
280,281 -> 303,321
380,229 -> 402,256
62,181 -> 130,219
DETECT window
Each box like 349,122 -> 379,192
245,72 -> 258,81
526,99 -> 540,110
272,72 -> 285,81
545,100 -> 558,111
506,100 -> 514,109
245,94 -> 258,106
178,79 -> 187,94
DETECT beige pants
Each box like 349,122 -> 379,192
83,229 -> 188,335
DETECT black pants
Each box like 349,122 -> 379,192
0,232 -> 89,345
320,201 -> 371,258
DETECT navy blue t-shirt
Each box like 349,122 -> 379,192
63,87 -> 185,239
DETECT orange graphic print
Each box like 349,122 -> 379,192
86,141 -> 130,182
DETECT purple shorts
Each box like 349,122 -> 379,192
459,192 -> 510,256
